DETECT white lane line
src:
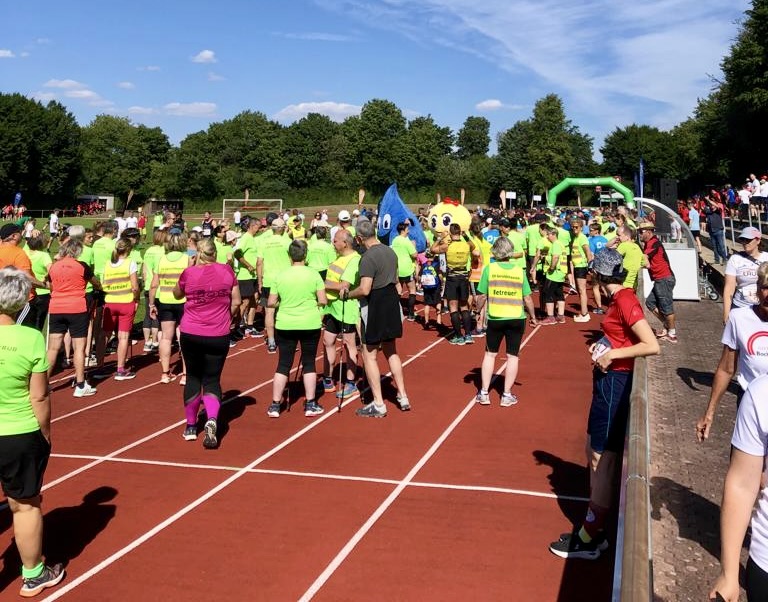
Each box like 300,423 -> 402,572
39,335 -> 446,600
50,453 -> 588,502
298,324 -> 542,601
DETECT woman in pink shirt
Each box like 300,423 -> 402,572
173,238 -> 240,449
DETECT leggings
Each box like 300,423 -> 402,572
275,328 -> 320,376
748,556 -> 768,601
179,332 -> 230,402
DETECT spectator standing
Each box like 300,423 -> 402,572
0,267 -> 65,597
722,227 -> 768,323
638,222 -> 678,343
703,195 -> 728,265
687,201 -> 702,252
0,224 -> 45,330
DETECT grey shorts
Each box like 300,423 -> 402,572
646,276 -> 676,316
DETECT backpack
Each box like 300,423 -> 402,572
420,263 -> 439,289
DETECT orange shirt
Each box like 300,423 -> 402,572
0,242 -> 36,299
48,257 -> 91,314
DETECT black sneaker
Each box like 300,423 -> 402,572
556,531 -> 609,552
548,531 -> 602,560
19,563 -> 65,598
267,342 -> 277,354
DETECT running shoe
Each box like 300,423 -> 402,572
323,377 -> 336,393
475,391 -> 491,405
160,372 -> 175,384
114,369 -> 136,381
396,394 -> 411,411
540,316 -> 557,326
654,328 -> 668,338
448,335 -> 466,345
659,332 -> 679,344
267,402 -> 282,418
91,370 -> 112,381
500,392 -> 519,407
202,419 -> 218,449
304,400 -> 325,417
407,314 -> 416,322
463,335 -> 475,345
19,563 -> 65,598
592,308 -> 605,315
143,342 -> 153,353
567,286 -> 578,295
548,532 -> 602,560
73,382 -> 97,398
183,424 -> 197,441
573,313 -> 591,323
355,402 -> 387,418
335,382 -> 358,398
470,328 -> 486,338
555,531 -> 610,552
267,342 -> 277,354
555,315 -> 566,324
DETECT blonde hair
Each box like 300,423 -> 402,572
164,232 -> 187,254
111,237 -> 133,263
196,237 -> 217,264
491,236 -> 514,261
758,263 -> 768,288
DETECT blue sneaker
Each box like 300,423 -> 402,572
304,400 -> 325,417
448,335 -> 466,345
267,402 -> 282,418
463,335 -> 475,345
356,402 -> 387,418
335,382 -> 358,398
322,377 -> 336,393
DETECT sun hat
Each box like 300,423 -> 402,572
591,248 -> 625,278
738,226 -> 762,240
271,218 -> 286,228
637,221 -> 655,231
225,230 -> 239,243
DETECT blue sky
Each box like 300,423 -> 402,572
0,0 -> 751,158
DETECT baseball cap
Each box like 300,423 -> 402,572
271,218 -> 286,228
738,226 -> 762,240
591,248 -> 625,278
191,226 -> 203,233
225,230 -> 239,243
352,209 -> 360,216
338,210 -> 351,222
0,224 -> 21,239
637,221 -> 655,231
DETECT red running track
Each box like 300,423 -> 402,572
0,298 -> 614,601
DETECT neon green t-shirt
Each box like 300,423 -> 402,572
391,235 -> 416,278
545,240 -> 567,283
306,238 -> 335,272
26,249 -> 52,295
142,244 -> 164,292
570,233 -> 590,268
258,232 -> 291,288
506,230 -> 527,269
617,240 -> 644,290
214,239 -> 231,265
557,227 -> 571,250
0,324 -> 49,436
80,244 -> 95,293
535,236 -> 552,270
326,253 -> 361,325
525,224 -> 541,258
92,236 -> 116,280
235,232 -> 259,281
273,265 -> 325,330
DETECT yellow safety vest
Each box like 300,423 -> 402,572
157,253 -> 187,304
487,263 -> 525,319
103,260 -> 134,304
324,252 -> 359,302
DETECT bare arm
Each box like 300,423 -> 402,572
29,371 -> 51,442
722,274 -> 736,322
594,317 -> 660,372
316,288 -> 328,307
345,276 -> 373,299
230,284 -> 242,316
697,346 -> 738,442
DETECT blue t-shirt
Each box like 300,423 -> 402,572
589,235 -> 608,255
688,209 -> 700,231
483,228 -> 500,245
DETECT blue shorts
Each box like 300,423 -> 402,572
646,276 -> 676,316
587,370 -> 633,453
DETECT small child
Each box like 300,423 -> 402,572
419,253 -> 442,330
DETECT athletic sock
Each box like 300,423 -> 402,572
461,310 -> 472,334
668,329 -> 676,336
76,381 -> 84,389
184,395 -> 202,425
201,394 -> 221,421
579,501 -> 609,541
450,311 -> 462,337
21,562 -> 44,580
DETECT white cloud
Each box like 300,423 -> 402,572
163,102 -> 217,117
118,81 -> 135,89
274,101 -> 362,123
207,71 -> 225,82
44,79 -> 86,89
191,49 -> 217,64
31,92 -> 57,103
19,51 -> 30,58
0,49 -> 16,58
137,65 -> 161,72
128,106 -> 157,115
475,99 -> 526,111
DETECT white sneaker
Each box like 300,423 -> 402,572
500,392 -> 519,407
73,382 -> 97,398
475,391 -> 491,405
573,313 -> 591,323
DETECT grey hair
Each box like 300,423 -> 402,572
356,219 -> 375,240
336,229 -> 354,246
491,236 -> 514,261
67,224 -> 85,240
58,239 -> 83,259
0,267 -> 31,316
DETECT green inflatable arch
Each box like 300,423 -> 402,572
547,177 -> 635,209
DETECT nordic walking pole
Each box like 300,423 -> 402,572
337,289 -> 347,413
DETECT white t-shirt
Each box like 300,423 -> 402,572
115,217 -> 127,238
761,181 -> 768,197
731,374 -> 768,572
125,216 -> 138,228
49,213 -> 59,234
726,252 -> 768,308
233,210 -> 241,224
669,220 -> 681,241
739,189 -> 752,205
722,306 -> 768,389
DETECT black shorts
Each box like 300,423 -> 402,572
0,430 -> 50,500
259,287 -> 271,308
323,313 -> 356,335
238,279 -> 257,299
485,318 -> 526,355
573,267 -> 589,280
691,230 -> 700,239
49,311 -> 90,338
360,284 -> 402,345
444,275 -> 470,302
398,275 -> 413,285
156,301 -> 184,323
422,287 -> 441,306
541,278 -> 565,303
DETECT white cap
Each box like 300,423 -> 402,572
352,209 -> 360,216
338,210 -> 351,221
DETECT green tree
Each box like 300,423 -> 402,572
600,124 -> 676,191
400,115 -> 453,188
456,116 -> 490,159
349,99 -> 408,191
281,113 -> 340,188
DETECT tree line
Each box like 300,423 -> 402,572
1,0 -> 765,211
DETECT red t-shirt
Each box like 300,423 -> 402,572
49,257 -> 92,314
601,288 -> 645,372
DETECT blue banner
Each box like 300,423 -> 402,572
13,192 -> 21,206
638,158 -> 645,198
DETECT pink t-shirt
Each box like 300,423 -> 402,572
178,263 -> 236,337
